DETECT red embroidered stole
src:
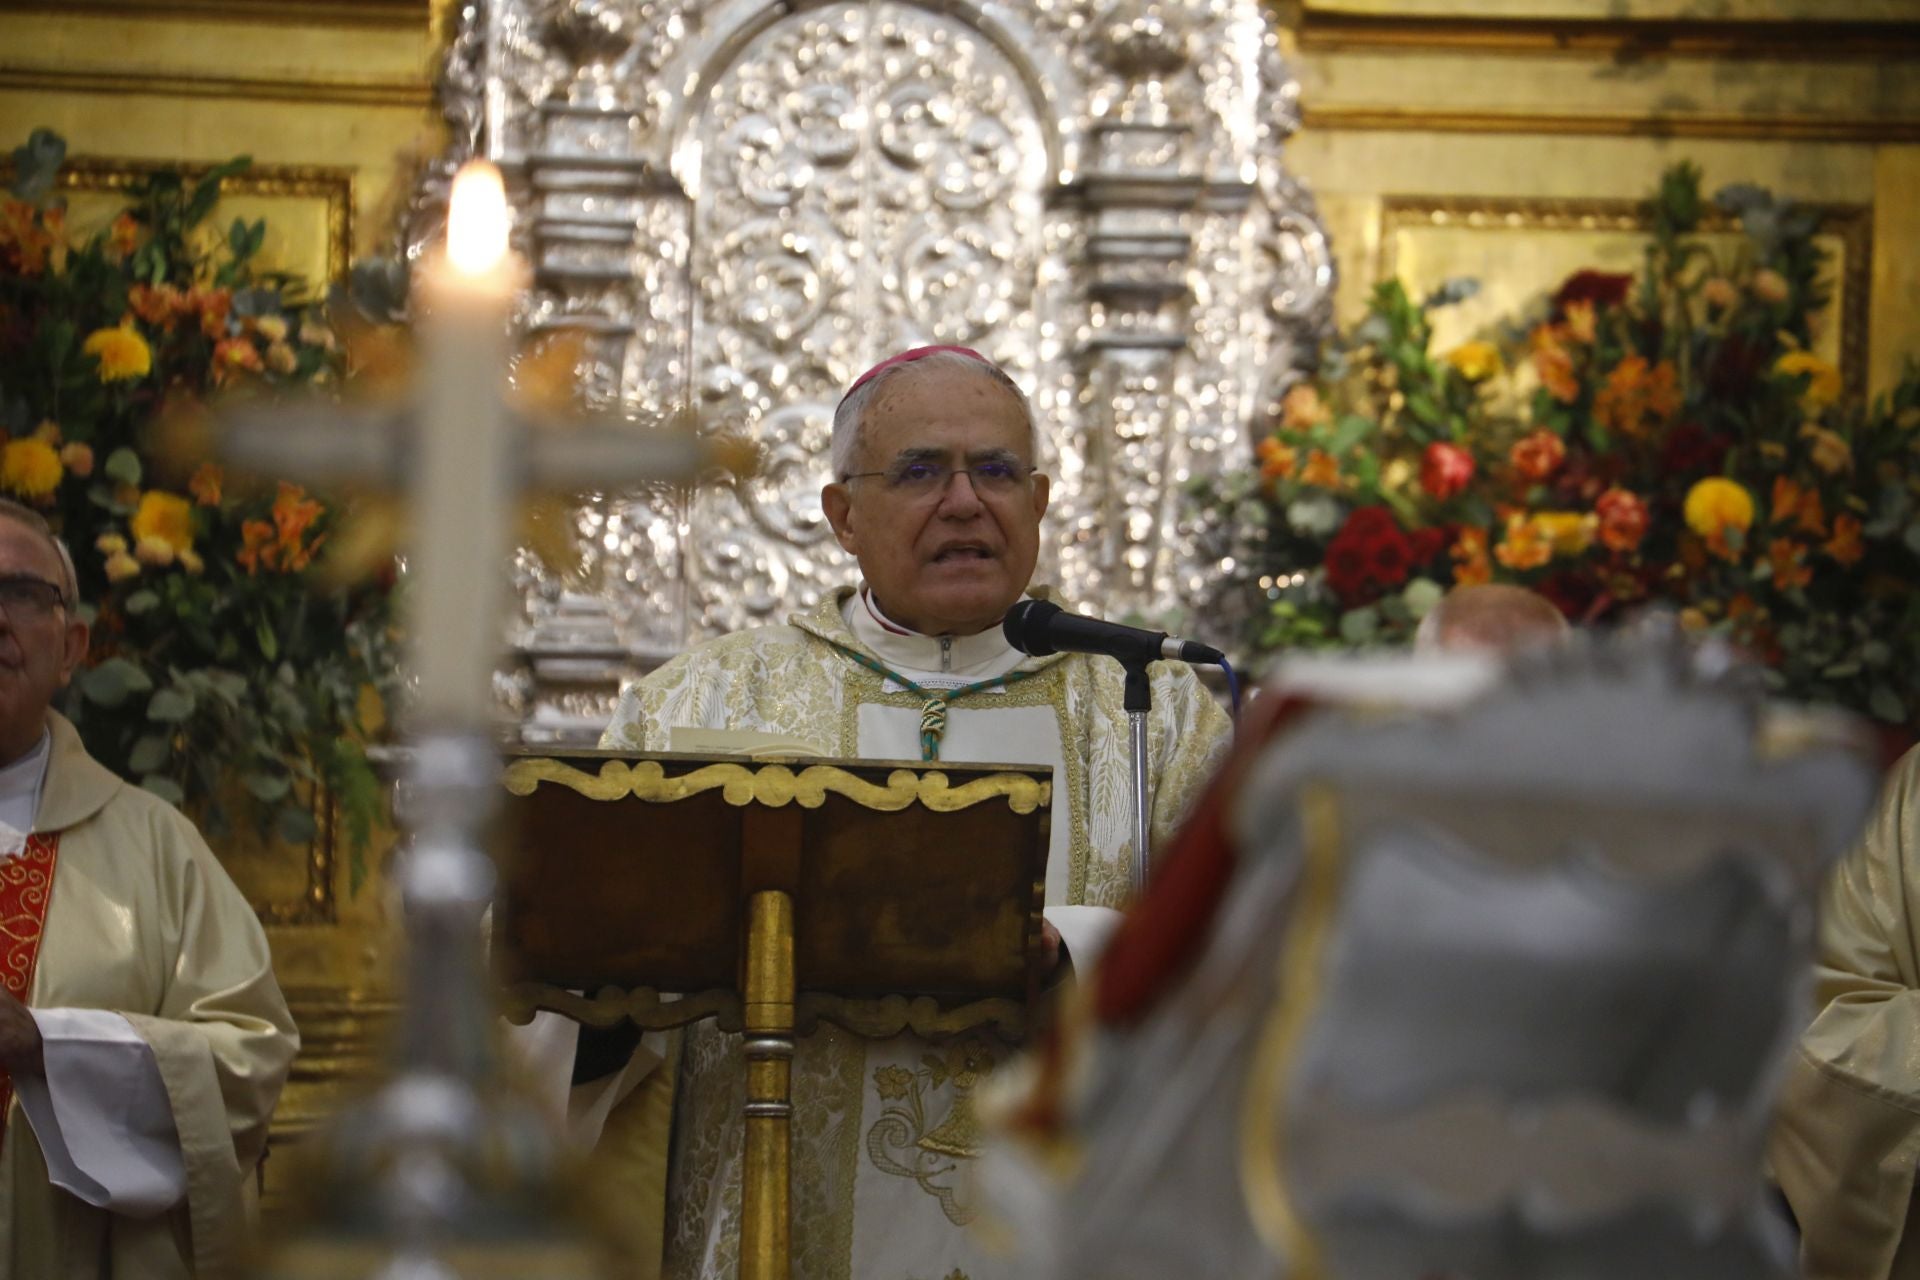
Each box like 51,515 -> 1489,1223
0,832 -> 59,1140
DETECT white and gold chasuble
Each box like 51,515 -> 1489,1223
599,588 -> 1230,1280
0,713 -> 298,1280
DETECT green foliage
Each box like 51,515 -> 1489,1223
1,129 -> 398,883
1197,162 -> 1920,731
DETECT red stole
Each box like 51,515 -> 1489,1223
0,833 -> 59,1139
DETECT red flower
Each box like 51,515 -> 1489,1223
1324,505 -> 1414,607
1552,270 -> 1633,315
1594,487 -> 1650,553
1408,526 -> 1450,566
1420,442 -> 1476,501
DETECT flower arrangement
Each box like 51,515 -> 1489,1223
1204,163 -> 1920,729
0,129 -> 396,873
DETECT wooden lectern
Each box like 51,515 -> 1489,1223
492,750 -> 1054,1280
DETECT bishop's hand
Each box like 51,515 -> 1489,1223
0,988 -> 43,1077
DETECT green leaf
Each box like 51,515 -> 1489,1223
209,670 -> 250,703
1339,606 -> 1381,644
147,687 -> 196,723
140,775 -> 186,807
80,658 -> 154,708
246,772 -> 292,803
124,590 -> 160,616
256,619 -> 279,661
1870,684 -> 1908,724
128,734 -> 173,774
104,447 -> 143,486
276,804 -> 318,846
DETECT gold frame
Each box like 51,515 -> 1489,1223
1377,194 -> 1874,397
0,0 -> 428,27
501,756 -> 1052,815
251,782 -> 340,927
48,155 -> 356,284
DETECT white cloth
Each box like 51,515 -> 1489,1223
0,728 -> 51,858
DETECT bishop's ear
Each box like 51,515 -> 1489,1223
821,481 -> 859,555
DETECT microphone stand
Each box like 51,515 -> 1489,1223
1122,658 -> 1153,893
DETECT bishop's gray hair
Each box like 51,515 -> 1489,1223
829,349 -> 1040,481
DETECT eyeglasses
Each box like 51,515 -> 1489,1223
842,457 -> 1033,497
0,575 -> 68,618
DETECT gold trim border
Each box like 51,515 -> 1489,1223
0,0 -> 428,28
1376,194 -> 1874,400
503,757 -> 1053,815
0,65 -> 434,111
51,155 -> 355,285
1300,105 -> 1920,146
1293,12 -> 1920,61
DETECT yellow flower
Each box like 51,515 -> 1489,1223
58,442 -> 93,477
95,533 -> 128,556
1800,423 -> 1854,475
81,324 -> 152,382
253,314 -> 289,343
0,438 -> 63,500
1445,340 -> 1503,383
178,548 -> 205,575
103,551 -> 141,583
130,491 -> 195,555
1775,351 -> 1842,408
1751,269 -> 1790,304
1683,478 -> 1755,540
1533,511 -> 1597,557
134,535 -> 176,567
266,340 -> 298,375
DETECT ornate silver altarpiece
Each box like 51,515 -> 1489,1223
420,0 -> 1335,744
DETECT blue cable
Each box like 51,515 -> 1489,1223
1219,657 -> 1242,722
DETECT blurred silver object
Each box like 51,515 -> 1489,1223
982,628 -> 1879,1280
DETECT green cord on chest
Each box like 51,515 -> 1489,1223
822,640 -> 1039,760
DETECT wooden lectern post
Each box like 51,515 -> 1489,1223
494,751 -> 1053,1280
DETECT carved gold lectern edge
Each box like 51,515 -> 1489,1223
500,753 -> 1052,1280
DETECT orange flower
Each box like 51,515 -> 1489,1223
1593,355 -> 1680,439
107,212 -> 139,259
237,520 -> 276,575
1769,475 -> 1827,537
1594,487 -> 1649,553
1766,537 -> 1811,591
1529,325 -> 1580,404
189,462 -> 223,507
1281,384 -> 1331,429
0,198 -> 54,276
128,283 -> 185,329
1256,436 -> 1297,484
273,482 -> 325,571
1800,423 -> 1853,475
1824,513 -> 1865,567
1509,429 -> 1566,483
1451,526 -> 1492,587
1494,514 -> 1552,571
212,337 -> 263,384
1299,449 -> 1341,489
189,286 -> 233,339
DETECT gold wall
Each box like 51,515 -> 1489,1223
1278,0 -> 1920,398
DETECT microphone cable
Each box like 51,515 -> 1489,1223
1220,657 -> 1242,722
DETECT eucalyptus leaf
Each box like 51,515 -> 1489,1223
8,128 -> 65,200
140,775 -> 187,807
124,590 -> 160,616
128,734 -> 173,774
1870,684 -> 1908,724
147,687 -> 195,723
246,772 -> 292,803
276,804 -> 318,846
103,447 -> 143,487
80,658 -> 153,708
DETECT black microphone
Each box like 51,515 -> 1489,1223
1002,599 -> 1226,667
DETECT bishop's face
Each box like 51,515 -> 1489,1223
822,363 -> 1049,637
0,518 -> 87,767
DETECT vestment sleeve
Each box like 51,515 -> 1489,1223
1770,746 -> 1920,1280
1147,664 -> 1234,854
602,649 -> 715,750
14,1008 -> 186,1214
116,811 -> 299,1279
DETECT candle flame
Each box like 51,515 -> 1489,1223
446,161 -> 511,278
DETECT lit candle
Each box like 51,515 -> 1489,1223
410,161 -> 522,726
